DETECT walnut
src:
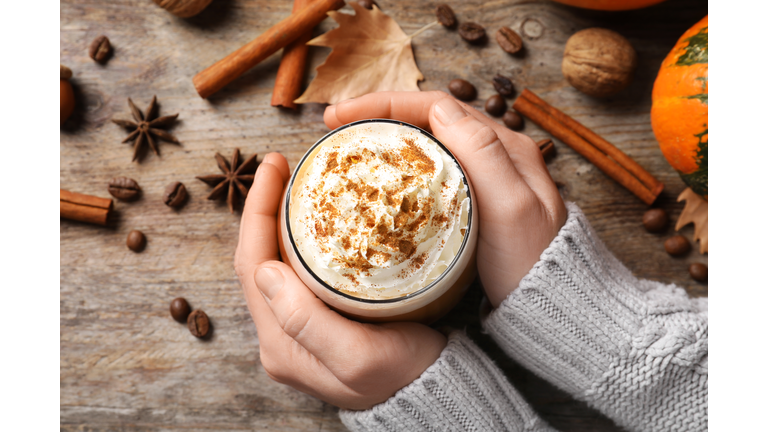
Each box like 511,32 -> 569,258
562,28 -> 637,97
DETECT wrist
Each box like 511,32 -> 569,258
482,203 -> 568,308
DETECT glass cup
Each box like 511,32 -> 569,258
278,119 -> 478,323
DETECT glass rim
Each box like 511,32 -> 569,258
284,119 -> 473,304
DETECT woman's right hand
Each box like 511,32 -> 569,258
325,91 -> 567,307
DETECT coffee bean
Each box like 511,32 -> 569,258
664,235 -> 691,256
435,4 -> 456,28
496,27 -> 523,54
89,35 -> 112,63
642,208 -> 668,233
126,230 -> 146,252
485,95 -> 507,117
107,177 -> 141,201
61,64 -> 73,80
188,310 -> 210,338
170,297 -> 191,323
689,263 -> 708,282
458,22 -> 486,44
448,79 -> 477,101
163,182 -> 188,208
492,75 -> 515,98
502,111 -> 524,130
358,0 -> 379,10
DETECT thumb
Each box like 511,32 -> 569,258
252,261 -> 367,370
429,97 -> 526,212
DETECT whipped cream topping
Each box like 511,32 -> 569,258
290,122 -> 469,300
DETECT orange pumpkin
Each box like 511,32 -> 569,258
551,0 -> 666,11
651,16 -> 708,197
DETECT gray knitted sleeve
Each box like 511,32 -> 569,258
483,202 -> 708,431
339,331 -> 557,432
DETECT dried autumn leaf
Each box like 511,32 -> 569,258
295,3 -> 435,104
675,187 -> 708,253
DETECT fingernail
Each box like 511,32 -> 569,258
253,161 -> 268,183
254,266 -> 284,300
325,104 -> 337,118
434,98 -> 468,126
336,97 -> 355,107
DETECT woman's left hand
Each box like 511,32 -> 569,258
234,152 -> 446,410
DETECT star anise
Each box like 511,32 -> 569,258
111,96 -> 179,162
196,148 -> 259,213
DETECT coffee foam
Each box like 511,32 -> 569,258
290,122 -> 469,300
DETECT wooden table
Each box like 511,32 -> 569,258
61,0 -> 708,430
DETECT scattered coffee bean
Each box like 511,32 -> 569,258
448,79 -> 477,101
689,263 -> 708,282
496,27 -> 523,54
502,111 -> 524,130
664,235 -> 690,256
537,138 -> 556,161
126,230 -> 146,252
61,64 -> 73,80
107,177 -> 141,201
188,310 -> 210,338
492,75 -> 515,98
358,0 -> 379,10
163,182 -> 188,208
485,95 -> 507,117
89,35 -> 112,63
170,297 -> 191,323
642,208 -> 668,233
458,22 -> 486,44
435,4 -> 456,28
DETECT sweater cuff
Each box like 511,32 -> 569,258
339,331 -> 555,432
482,202 -> 704,397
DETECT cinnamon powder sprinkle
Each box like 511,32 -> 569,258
412,253 -> 427,268
322,152 -> 339,176
399,137 -> 436,175
398,239 -> 415,257
300,136 -> 462,289
432,213 -> 449,226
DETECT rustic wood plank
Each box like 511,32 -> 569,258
61,0 -> 708,430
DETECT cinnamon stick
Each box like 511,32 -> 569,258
271,0 -> 314,109
60,189 -> 113,226
193,0 -> 345,99
513,91 -> 663,205
537,138 -> 556,161
520,89 -> 662,193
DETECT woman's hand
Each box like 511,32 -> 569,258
234,152 -> 446,410
234,90 -> 566,411
324,91 -> 567,307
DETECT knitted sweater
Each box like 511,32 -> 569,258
340,202 -> 708,432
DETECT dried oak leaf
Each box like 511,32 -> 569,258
675,187 -> 708,254
294,3 -> 430,105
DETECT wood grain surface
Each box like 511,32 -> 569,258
61,0 -> 708,430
